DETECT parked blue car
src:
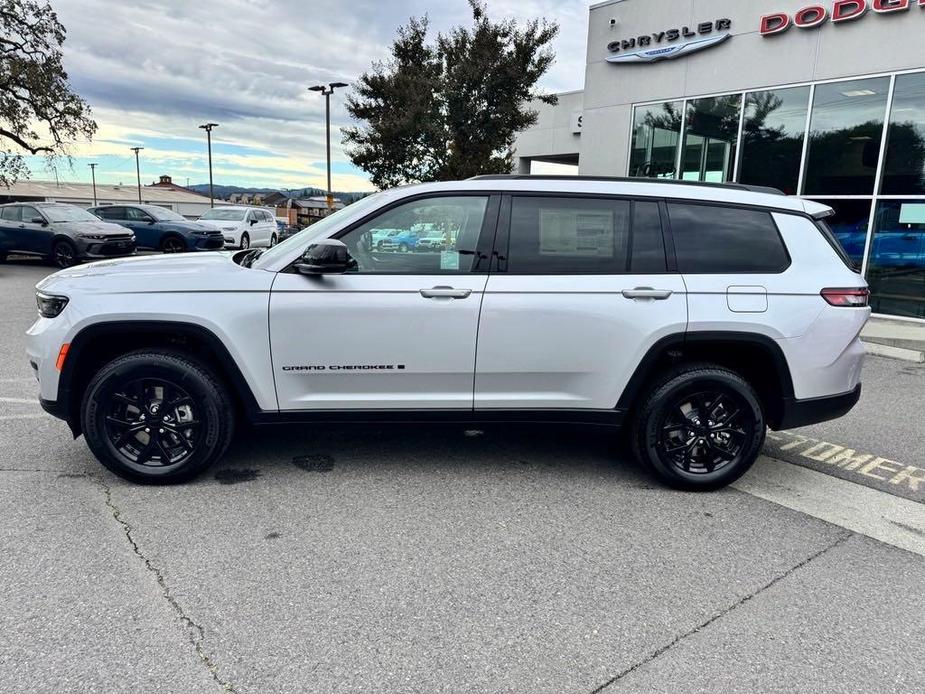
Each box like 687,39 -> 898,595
88,204 -> 225,253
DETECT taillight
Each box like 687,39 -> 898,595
821,288 -> 870,307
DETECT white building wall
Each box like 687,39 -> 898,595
518,0 -> 925,176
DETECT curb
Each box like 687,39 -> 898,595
863,340 -> 925,363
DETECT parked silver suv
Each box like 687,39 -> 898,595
27,176 -> 870,488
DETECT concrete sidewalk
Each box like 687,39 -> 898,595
862,316 -> 925,362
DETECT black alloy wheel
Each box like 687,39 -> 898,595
161,237 -> 186,253
656,389 -> 754,475
103,378 -> 200,473
53,241 -> 78,268
631,365 -> 765,491
82,351 -> 234,483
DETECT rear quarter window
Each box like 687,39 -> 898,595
667,203 -> 790,274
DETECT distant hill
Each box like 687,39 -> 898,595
188,184 -> 371,204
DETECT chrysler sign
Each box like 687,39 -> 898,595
607,19 -> 732,64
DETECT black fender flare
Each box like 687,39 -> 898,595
616,330 -> 795,414
57,320 -> 263,435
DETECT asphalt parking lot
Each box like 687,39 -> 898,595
2,258 -> 924,694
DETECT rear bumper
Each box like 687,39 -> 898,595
775,384 -> 861,430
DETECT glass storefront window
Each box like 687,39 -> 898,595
881,73 -> 925,195
803,77 -> 890,195
866,200 -> 925,318
738,86 -> 810,195
809,199 -> 872,267
629,101 -> 683,179
680,95 -> 742,183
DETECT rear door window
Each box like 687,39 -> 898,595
667,203 -> 790,273
1,206 -> 21,222
504,196 -> 670,274
96,207 -> 125,221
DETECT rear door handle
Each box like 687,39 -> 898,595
420,286 -> 472,299
622,287 -> 673,301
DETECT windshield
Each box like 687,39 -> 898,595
199,208 -> 245,221
43,206 -> 102,223
146,207 -> 187,222
252,193 -> 384,270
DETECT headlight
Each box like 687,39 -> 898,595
77,232 -> 107,240
36,291 -> 69,318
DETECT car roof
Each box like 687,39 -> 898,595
378,176 -> 828,217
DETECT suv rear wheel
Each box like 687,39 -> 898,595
81,350 -> 235,484
630,365 -> 765,491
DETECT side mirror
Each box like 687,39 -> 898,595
249,218 -> 258,226
31,217 -> 47,226
295,239 -> 357,275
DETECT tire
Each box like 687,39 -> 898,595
240,233 -> 250,250
0,252 -> 6,263
376,240 -> 384,250
81,350 -> 235,484
270,233 -> 278,247
160,236 -> 186,253
52,240 -> 79,268
399,243 -> 409,253
630,364 -> 765,491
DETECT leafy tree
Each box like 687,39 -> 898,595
344,0 -> 558,188
0,0 -> 96,186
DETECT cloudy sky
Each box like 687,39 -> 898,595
24,0 -> 590,192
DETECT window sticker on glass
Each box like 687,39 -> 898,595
440,251 -> 460,271
539,209 -> 614,257
898,204 -> 925,225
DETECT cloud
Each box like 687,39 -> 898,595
32,0 -> 590,190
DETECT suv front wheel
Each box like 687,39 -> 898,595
81,350 -> 235,483
631,365 -> 765,491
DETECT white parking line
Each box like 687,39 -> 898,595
0,414 -> 47,421
735,456 -> 925,557
0,397 -> 39,405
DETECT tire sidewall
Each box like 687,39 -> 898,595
637,370 -> 765,490
82,354 -> 229,483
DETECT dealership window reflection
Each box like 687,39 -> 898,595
881,73 -> 925,195
629,101 -> 683,179
803,77 -> 890,195
680,95 -> 741,183
809,199 -> 872,267
738,86 -> 810,195
867,200 -> 925,319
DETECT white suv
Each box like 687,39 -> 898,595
26,176 -> 870,488
196,206 -> 278,249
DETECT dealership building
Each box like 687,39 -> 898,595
514,0 -> 925,320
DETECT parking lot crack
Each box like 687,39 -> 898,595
92,476 -> 238,693
589,532 -> 852,694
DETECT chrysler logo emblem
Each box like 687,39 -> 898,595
607,33 -> 731,63
607,18 -> 732,65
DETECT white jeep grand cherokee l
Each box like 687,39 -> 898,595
26,176 -> 870,489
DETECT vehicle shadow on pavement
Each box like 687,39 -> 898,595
205,422 -> 662,489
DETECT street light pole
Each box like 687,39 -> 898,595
88,163 -> 98,206
130,147 -> 144,203
199,123 -> 219,207
308,82 -> 348,209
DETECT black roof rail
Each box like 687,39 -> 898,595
467,174 -> 786,196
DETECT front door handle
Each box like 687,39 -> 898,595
622,287 -> 673,301
420,286 -> 472,299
